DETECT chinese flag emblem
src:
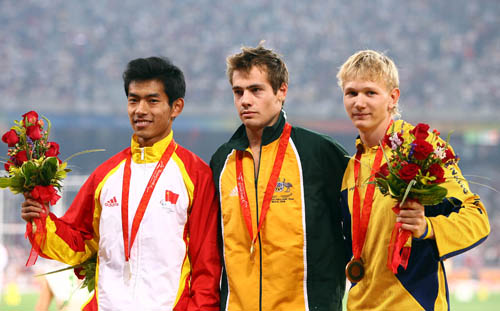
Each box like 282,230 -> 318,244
165,190 -> 179,204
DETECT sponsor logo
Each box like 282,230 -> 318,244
229,186 -> 238,197
104,196 -> 119,207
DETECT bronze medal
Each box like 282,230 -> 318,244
346,258 -> 365,283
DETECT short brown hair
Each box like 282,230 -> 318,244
226,44 -> 288,94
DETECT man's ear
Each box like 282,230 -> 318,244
278,82 -> 288,103
388,88 -> 400,111
171,98 -> 184,119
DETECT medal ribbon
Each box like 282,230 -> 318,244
121,139 -> 176,261
352,146 -> 384,260
351,120 -> 392,261
236,122 -> 292,253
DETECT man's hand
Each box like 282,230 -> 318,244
21,197 -> 48,223
396,200 -> 434,239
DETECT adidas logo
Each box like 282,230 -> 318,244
229,186 -> 238,197
104,196 -> 119,207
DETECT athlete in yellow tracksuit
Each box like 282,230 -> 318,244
341,120 -> 490,310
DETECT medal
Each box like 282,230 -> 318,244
346,258 -> 365,283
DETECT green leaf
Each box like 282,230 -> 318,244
0,177 -> 12,188
10,174 -> 26,193
40,157 -> 59,185
21,161 -> 38,187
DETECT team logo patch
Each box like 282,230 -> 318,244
272,178 -> 295,203
160,190 -> 179,212
104,196 -> 119,207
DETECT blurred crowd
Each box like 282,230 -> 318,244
0,0 -> 499,119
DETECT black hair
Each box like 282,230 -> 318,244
123,57 -> 186,106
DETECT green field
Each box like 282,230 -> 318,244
1,292 -> 500,310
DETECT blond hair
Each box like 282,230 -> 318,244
337,50 -> 400,116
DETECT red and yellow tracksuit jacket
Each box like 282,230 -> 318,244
210,112 -> 349,311
29,131 -> 221,311
341,120 -> 490,310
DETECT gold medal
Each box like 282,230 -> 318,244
346,258 -> 365,283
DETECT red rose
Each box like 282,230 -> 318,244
427,163 -> 446,183
22,111 -> 39,125
399,163 -> 420,182
74,267 -> 85,280
442,148 -> 455,163
26,125 -> 42,141
378,162 -> 390,178
410,123 -> 430,140
14,150 -> 28,164
30,185 -> 61,205
4,161 -> 13,171
2,129 -> 19,147
45,142 -> 60,157
412,139 -> 434,160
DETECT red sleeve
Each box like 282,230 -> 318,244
29,148 -> 129,264
175,148 -> 221,311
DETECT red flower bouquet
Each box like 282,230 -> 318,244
0,111 -> 102,266
375,122 -> 457,273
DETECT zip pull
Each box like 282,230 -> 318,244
140,148 -> 144,161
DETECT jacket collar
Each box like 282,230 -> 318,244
226,110 -> 287,150
355,119 -> 407,153
130,131 -> 174,163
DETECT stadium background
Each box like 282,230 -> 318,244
0,0 -> 499,309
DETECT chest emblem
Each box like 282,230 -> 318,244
272,178 -> 295,204
160,190 -> 179,212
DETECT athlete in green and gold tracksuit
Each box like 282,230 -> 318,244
211,111 -> 349,311
211,45 -> 349,311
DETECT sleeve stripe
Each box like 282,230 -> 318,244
440,235 -> 488,260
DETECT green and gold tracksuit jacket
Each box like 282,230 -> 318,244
341,120 -> 490,311
210,112 -> 350,311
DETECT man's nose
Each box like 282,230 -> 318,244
240,91 -> 252,108
136,99 -> 148,114
353,96 -> 366,109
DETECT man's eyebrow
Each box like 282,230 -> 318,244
128,92 -> 161,97
232,83 -> 265,90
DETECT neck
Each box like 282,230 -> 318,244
359,118 -> 392,148
246,127 -> 263,149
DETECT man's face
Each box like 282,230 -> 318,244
127,79 -> 183,147
343,79 -> 399,134
231,66 -> 287,132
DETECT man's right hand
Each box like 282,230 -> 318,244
21,198 -> 48,223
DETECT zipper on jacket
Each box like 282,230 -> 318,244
252,145 -> 263,311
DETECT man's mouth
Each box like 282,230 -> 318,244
134,120 -> 152,127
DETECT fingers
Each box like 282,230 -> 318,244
21,200 -> 47,223
396,208 -> 427,238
